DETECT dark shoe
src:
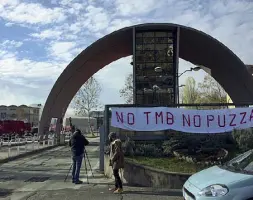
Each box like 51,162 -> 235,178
72,180 -> 75,183
75,180 -> 83,184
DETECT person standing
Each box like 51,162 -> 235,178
108,132 -> 124,194
69,129 -> 89,184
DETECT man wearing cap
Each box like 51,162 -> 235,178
108,132 -> 125,194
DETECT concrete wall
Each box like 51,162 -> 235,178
104,155 -> 191,189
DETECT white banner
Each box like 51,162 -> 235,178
111,107 -> 253,133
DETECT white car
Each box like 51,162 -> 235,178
183,149 -> 253,200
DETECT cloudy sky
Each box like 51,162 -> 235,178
0,0 -> 253,115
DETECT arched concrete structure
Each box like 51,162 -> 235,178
39,23 -> 253,135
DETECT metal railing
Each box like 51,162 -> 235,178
0,134 -> 56,160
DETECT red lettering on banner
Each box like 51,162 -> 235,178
127,113 -> 135,125
144,112 -> 151,124
207,115 -> 214,127
193,115 -> 201,127
155,112 -> 163,124
116,112 -> 123,123
218,115 -> 226,127
166,112 -> 174,125
240,112 -> 247,124
250,109 -> 253,121
229,114 -> 236,126
182,114 -> 190,126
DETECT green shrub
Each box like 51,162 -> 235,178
134,144 -> 162,157
162,132 -> 236,157
122,137 -> 135,156
122,139 -> 163,157
232,129 -> 253,151
162,139 -> 186,155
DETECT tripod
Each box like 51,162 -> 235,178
64,147 -> 94,183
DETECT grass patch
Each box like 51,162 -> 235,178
126,156 -> 208,174
125,149 -> 244,174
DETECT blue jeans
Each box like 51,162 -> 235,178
72,154 -> 83,182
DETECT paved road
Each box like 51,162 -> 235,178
0,137 -> 183,200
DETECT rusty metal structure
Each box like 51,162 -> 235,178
39,23 -> 253,138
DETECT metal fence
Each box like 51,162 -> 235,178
0,133 -> 56,161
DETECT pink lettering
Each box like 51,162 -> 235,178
207,115 -> 214,127
218,115 -> 226,127
182,114 -> 190,127
155,112 -> 163,124
193,115 -> 201,127
250,109 -> 253,121
144,112 -> 151,124
127,113 -> 135,125
229,114 -> 236,126
116,112 -> 123,123
240,112 -> 247,124
166,112 -> 174,125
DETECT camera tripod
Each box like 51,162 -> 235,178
64,148 -> 94,184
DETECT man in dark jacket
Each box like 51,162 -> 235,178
69,129 -> 89,184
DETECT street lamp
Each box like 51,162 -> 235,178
178,66 -> 201,77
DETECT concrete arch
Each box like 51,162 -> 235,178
39,23 -> 253,134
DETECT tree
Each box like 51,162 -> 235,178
198,74 -> 227,104
120,73 -> 133,104
181,77 -> 200,104
73,76 -> 102,135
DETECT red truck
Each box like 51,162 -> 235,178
0,120 -> 32,136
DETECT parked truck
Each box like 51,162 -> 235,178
0,120 -> 32,136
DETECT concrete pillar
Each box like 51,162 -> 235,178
99,125 -> 105,171
55,119 -> 61,145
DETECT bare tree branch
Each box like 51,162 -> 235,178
181,77 -> 200,105
72,76 -> 102,134
198,74 -> 227,107
119,73 -> 133,104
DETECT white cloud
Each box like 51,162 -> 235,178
0,83 -> 44,106
83,5 -> 111,33
0,0 -> 19,7
0,56 -> 63,80
30,29 -> 62,40
106,19 -> 139,33
0,0 -> 253,107
0,1 -> 66,24
95,56 -> 133,90
115,0 -> 162,16
0,50 -> 16,58
47,41 -> 77,62
1,40 -> 23,48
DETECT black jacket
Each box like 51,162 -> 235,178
69,131 -> 89,156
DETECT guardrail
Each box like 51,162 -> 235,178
0,135 -> 55,160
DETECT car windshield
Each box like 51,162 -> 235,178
225,150 -> 253,173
